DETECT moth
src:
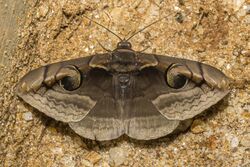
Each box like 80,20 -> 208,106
16,15 -> 230,141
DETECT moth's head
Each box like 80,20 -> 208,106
116,40 -> 132,50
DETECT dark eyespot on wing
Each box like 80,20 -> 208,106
57,65 -> 82,91
165,64 -> 189,89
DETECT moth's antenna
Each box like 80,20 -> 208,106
83,15 -> 123,41
125,11 -> 179,41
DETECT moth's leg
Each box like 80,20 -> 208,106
96,39 -> 112,52
137,46 -> 150,53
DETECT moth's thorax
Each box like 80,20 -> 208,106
89,41 -> 158,72
110,44 -> 138,72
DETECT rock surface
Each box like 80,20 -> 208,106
109,147 -> 127,166
0,0 -> 249,166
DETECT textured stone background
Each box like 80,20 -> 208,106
0,0 -> 249,166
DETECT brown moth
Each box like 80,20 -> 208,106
16,15 -> 230,141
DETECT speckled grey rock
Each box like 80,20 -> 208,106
109,147 -> 127,166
